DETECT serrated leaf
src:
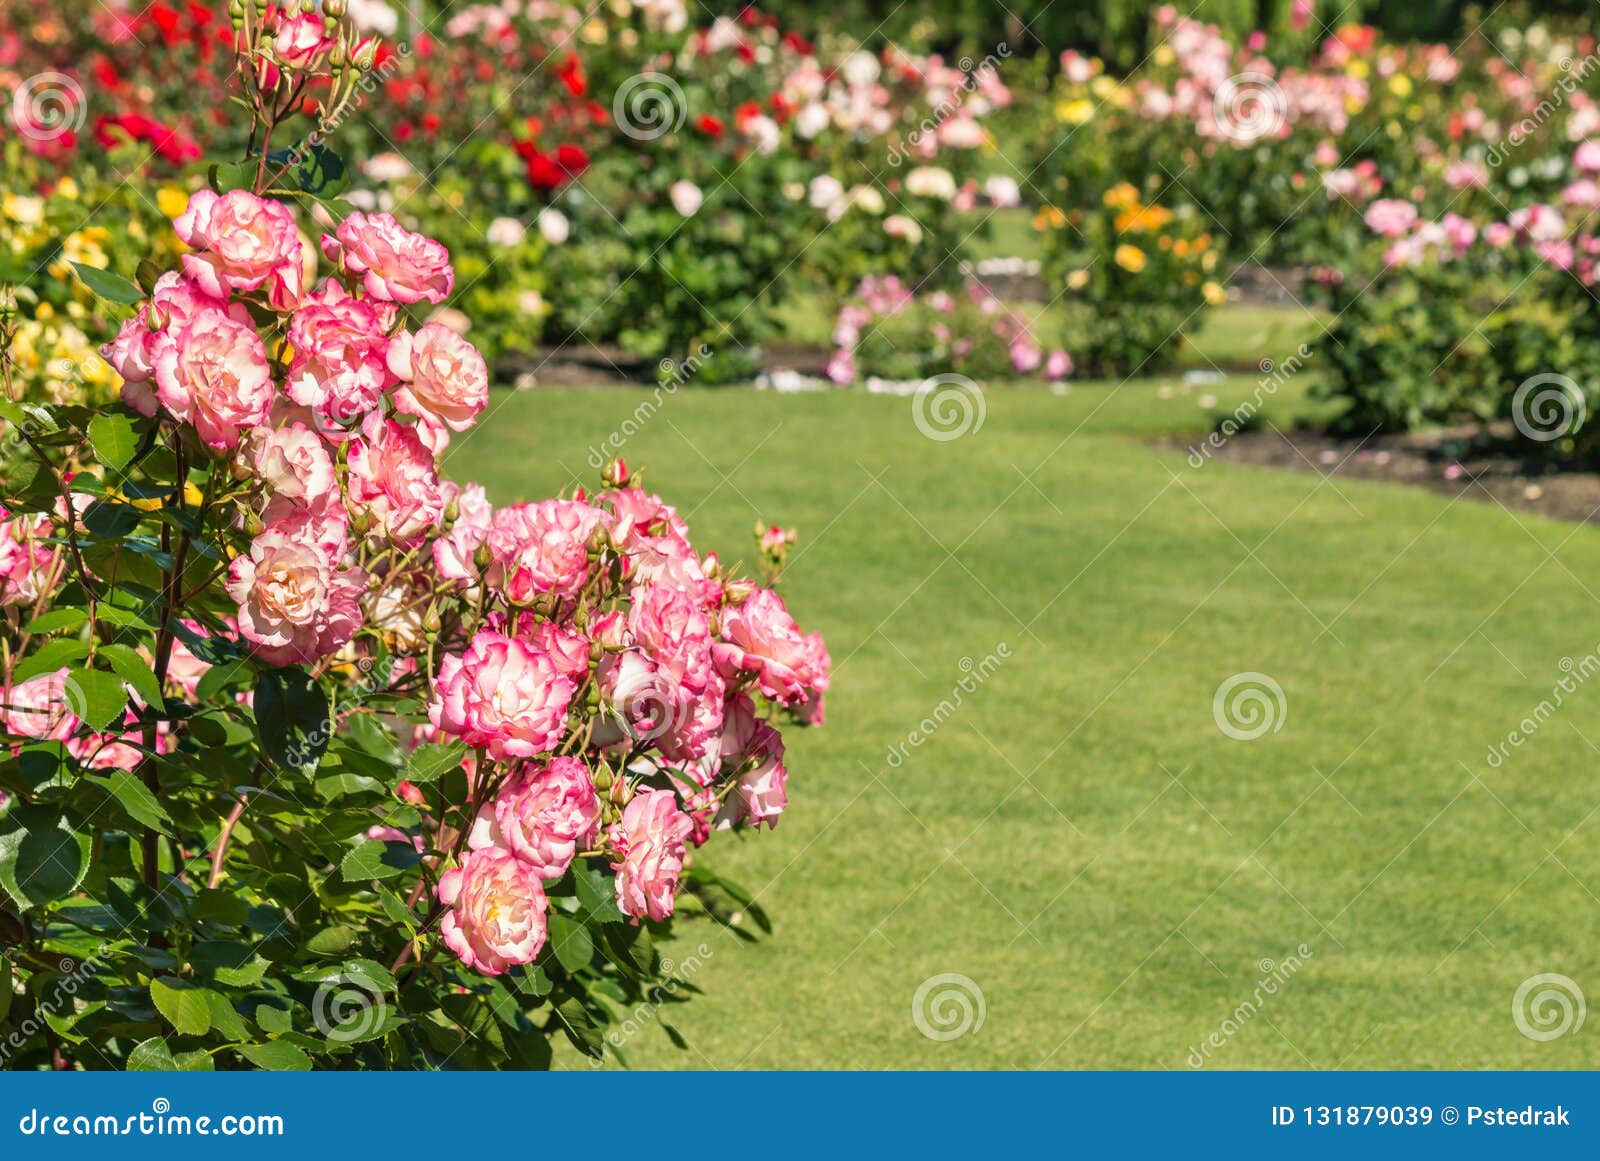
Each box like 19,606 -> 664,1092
99,644 -> 164,711
150,978 -> 213,1036
71,263 -> 145,305
0,807 -> 90,909
340,840 -> 404,883
21,607 -> 87,635
12,638 -> 89,684
126,1036 -> 177,1071
237,1041 -> 311,1070
86,768 -> 173,835
88,413 -> 139,471
64,666 -> 129,731
403,742 -> 467,784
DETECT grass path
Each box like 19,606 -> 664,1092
451,376 -> 1600,1069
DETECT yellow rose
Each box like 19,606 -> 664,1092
1055,98 -> 1094,125
156,187 -> 189,220
1067,268 -> 1090,290
1114,245 -> 1146,273
1387,74 -> 1413,98
1202,282 -> 1226,305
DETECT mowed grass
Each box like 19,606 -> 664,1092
448,374 -> 1600,1070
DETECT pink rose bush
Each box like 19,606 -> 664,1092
0,7 -> 830,1071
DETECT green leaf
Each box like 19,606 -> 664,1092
21,607 -> 87,635
82,500 -> 140,540
126,1036 -> 177,1071
100,643 -> 164,711
63,666 -> 129,732
71,263 -> 145,305
303,925 -> 358,958
150,978 -> 213,1036
86,768 -> 173,835
12,638 -> 88,684
340,840 -> 404,883
547,913 -> 595,974
237,1041 -> 312,1071
0,957 -> 12,1023
88,413 -> 139,472
404,742 -> 467,785
553,997 -> 603,1059
0,807 -> 90,909
291,144 -> 350,198
205,991 -> 250,1042
255,668 -> 331,773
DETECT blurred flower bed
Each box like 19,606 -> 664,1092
4,0 -> 1600,454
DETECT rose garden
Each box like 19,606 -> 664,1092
1,0 -> 1599,1071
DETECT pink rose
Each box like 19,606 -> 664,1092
438,846 -> 548,975
486,499 -> 605,601
387,322 -> 489,439
274,11 -> 333,67
432,481 -> 494,582
526,618 -> 590,682
151,308 -> 274,450
427,630 -> 574,760
1576,139 -> 1600,174
226,513 -> 367,666
714,587 -> 816,703
250,422 -> 337,518
0,510 -> 58,608
2,669 -> 79,742
468,756 -> 599,879
285,282 -> 392,431
324,211 -> 454,304
609,788 -> 693,922
346,416 -> 447,546
720,722 -> 787,831
629,581 -> 715,689
174,188 -> 305,308
1363,198 -> 1418,238
100,272 -> 233,393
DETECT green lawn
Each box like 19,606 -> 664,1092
449,374 -> 1600,1070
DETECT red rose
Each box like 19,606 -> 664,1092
696,114 -> 725,137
